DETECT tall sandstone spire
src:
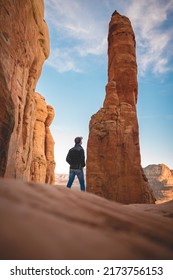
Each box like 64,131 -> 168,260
86,11 -> 155,204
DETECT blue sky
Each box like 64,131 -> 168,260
36,0 -> 173,174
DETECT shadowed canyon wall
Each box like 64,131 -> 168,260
86,11 -> 155,204
0,0 -> 55,183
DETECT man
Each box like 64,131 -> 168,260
66,137 -> 86,191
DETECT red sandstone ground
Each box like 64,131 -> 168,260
0,178 -> 173,260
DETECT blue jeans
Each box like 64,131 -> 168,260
67,169 -> 85,191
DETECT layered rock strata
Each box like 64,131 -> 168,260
30,93 -> 55,184
86,11 -> 155,204
0,0 -> 50,180
144,164 -> 173,203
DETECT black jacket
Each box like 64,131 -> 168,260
66,144 -> 85,170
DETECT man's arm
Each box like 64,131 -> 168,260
66,150 -> 71,164
80,149 -> 85,168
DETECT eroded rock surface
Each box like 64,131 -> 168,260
30,93 -> 47,183
86,11 -> 155,204
0,178 -> 172,260
0,0 -> 50,180
144,164 -> 173,203
45,105 -> 55,184
30,93 -> 55,184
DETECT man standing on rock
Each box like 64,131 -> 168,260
66,137 -> 86,191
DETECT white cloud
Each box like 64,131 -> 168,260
76,36 -> 107,57
46,47 -> 82,73
44,0 -> 109,73
45,0 -> 173,75
125,0 -> 173,75
45,0 -> 107,56
45,0 -> 91,39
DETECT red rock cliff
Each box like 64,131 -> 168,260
86,11 -> 155,204
0,0 -> 55,182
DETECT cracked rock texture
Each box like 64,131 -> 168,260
0,0 -> 55,182
0,178 -> 173,260
86,11 -> 155,204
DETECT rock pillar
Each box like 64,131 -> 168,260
30,93 -> 47,183
45,106 -> 55,184
30,93 -> 55,184
86,11 -> 155,204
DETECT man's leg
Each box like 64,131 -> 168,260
76,169 -> 85,191
66,169 -> 75,188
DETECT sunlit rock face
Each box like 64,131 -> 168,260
30,93 -> 47,183
0,0 -> 55,181
86,11 -> 155,204
144,164 -> 173,204
45,105 -> 55,185
30,93 -> 55,184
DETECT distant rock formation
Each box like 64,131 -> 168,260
0,177 -> 173,259
55,173 -> 85,189
86,11 -> 155,204
0,0 -> 55,183
144,164 -> 173,203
